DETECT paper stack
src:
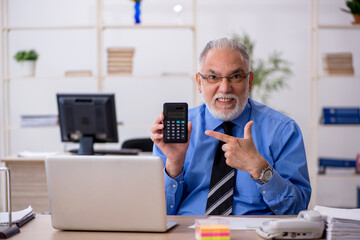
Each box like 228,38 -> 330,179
322,53 -> 354,76
107,47 -> 135,75
314,205 -> 360,240
20,114 -> 58,127
0,205 -> 35,227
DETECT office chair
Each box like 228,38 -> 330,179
121,138 -> 154,152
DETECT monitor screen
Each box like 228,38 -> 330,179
57,93 -> 118,155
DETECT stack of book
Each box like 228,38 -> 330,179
20,114 -> 58,127
322,107 -> 360,124
65,70 -> 92,77
314,205 -> 360,240
322,53 -> 354,76
107,47 -> 135,75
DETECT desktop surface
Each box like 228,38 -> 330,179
10,215 -> 253,240
10,215 -> 326,240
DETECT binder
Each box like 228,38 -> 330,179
323,107 -> 360,117
358,186 -> 360,208
321,107 -> 360,124
318,158 -> 356,174
322,116 -> 360,124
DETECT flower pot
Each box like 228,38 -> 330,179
21,60 -> 36,77
352,14 -> 360,24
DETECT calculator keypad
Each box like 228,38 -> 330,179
164,120 -> 187,142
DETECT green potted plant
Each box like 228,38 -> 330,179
232,33 -> 292,105
13,49 -> 39,77
341,0 -> 360,24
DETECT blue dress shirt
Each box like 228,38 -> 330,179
153,98 -> 311,215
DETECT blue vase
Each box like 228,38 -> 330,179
134,1 -> 141,24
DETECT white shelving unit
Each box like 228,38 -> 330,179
1,0 -> 198,157
310,0 -> 360,208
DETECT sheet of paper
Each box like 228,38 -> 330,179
0,205 -> 34,224
314,205 -> 360,221
17,151 -> 57,158
189,216 -> 277,230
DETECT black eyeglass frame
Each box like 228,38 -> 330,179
198,71 -> 251,83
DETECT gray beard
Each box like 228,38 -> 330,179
202,85 -> 249,121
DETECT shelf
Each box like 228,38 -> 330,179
4,74 -> 194,82
309,0 -> 360,209
1,0 -> 198,157
320,124 -> 360,128
318,75 -> 360,79
314,24 -> 360,30
317,174 -> 360,179
2,24 -> 196,31
105,74 -> 193,79
2,25 -> 97,31
103,24 -> 195,30
6,123 -> 151,131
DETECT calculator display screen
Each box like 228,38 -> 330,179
168,112 -> 185,119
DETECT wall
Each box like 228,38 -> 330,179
1,0 -> 359,208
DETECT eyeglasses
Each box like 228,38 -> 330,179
198,71 -> 251,84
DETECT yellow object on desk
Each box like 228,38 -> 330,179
195,219 -> 230,240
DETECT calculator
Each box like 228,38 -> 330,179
163,102 -> 188,143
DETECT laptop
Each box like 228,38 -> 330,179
45,155 -> 177,232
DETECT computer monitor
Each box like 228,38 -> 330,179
57,93 -> 118,155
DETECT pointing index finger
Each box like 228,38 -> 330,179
205,130 -> 233,142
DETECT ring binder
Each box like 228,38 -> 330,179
0,167 -> 20,239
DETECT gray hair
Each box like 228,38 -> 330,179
198,37 -> 251,72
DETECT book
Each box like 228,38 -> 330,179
0,205 -> 35,227
108,66 -> 132,72
108,53 -> 134,58
107,59 -> 134,64
323,107 -> 360,117
20,114 -> 58,127
318,157 -> 357,174
108,71 -> 132,75
322,116 -> 360,124
324,69 -> 354,75
65,70 -> 92,77
358,186 -> 360,208
107,62 -> 133,67
322,52 -> 353,59
319,158 -> 356,168
17,151 -> 58,158
322,52 -> 354,76
107,47 -> 135,53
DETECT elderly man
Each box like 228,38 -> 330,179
151,37 -> 311,215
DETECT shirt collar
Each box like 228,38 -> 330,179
205,99 -> 251,131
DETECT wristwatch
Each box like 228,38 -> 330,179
251,164 -> 273,185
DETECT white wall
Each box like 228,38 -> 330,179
1,0 -> 359,207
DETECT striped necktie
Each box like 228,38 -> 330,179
205,121 -> 235,215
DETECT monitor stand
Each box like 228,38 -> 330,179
78,136 -> 94,155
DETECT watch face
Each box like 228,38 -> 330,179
263,169 -> 273,181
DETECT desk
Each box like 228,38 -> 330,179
11,215 -> 311,240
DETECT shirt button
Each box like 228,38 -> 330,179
172,184 -> 176,188
275,209 -> 278,212
170,205 -> 174,208
179,181 -> 183,184
262,191 -> 266,194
